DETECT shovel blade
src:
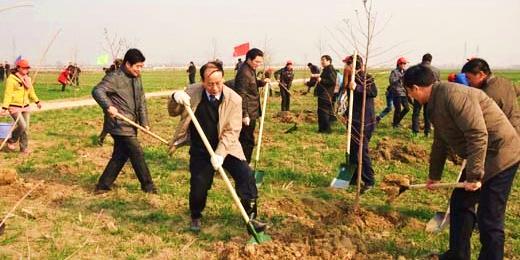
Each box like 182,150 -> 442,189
330,163 -> 354,189
425,212 -> 450,233
254,170 -> 265,188
247,231 -> 272,244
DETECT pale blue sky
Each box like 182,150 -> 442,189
0,0 -> 519,68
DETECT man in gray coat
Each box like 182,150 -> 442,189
92,48 -> 156,194
404,64 -> 520,260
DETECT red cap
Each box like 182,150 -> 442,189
397,57 -> 408,65
16,59 -> 30,68
342,55 -> 352,63
286,60 -> 293,65
447,73 -> 457,82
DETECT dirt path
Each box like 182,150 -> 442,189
28,79 -> 305,112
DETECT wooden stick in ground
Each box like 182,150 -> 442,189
64,209 -> 104,260
114,112 -> 169,145
0,180 -> 44,230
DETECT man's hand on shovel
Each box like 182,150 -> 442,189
107,106 -> 118,118
464,181 -> 481,191
426,179 -> 439,190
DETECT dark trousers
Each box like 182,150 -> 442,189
189,75 -> 195,84
61,83 -> 67,92
445,163 -> 518,260
239,119 -> 256,163
378,92 -> 394,119
189,154 -> 258,219
96,135 -> 155,191
348,125 -> 375,186
411,100 -> 431,134
317,95 -> 333,133
392,96 -> 409,127
280,86 -> 290,111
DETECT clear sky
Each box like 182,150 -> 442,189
0,0 -> 519,68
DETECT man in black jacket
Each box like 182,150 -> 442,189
316,55 -> 337,133
344,55 -> 378,192
234,48 -> 267,162
274,60 -> 295,111
92,48 -> 156,194
305,62 -> 320,94
187,61 -> 196,84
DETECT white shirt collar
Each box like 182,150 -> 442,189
205,90 -> 222,101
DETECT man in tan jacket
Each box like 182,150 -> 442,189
403,64 -> 520,260
168,62 -> 266,233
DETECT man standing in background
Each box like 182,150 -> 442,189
389,57 -> 409,128
234,48 -> 267,163
274,60 -> 295,112
316,55 -> 337,133
187,61 -> 197,84
411,53 -> 439,137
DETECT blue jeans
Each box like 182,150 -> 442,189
378,92 -> 393,119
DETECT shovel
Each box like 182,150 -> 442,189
330,52 -> 358,189
114,112 -> 169,145
253,82 -> 271,187
425,160 -> 467,233
397,182 -> 465,198
183,104 -> 271,244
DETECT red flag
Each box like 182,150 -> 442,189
233,42 -> 250,57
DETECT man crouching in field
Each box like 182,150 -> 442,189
92,48 -> 157,194
167,62 -> 267,233
403,64 -> 520,260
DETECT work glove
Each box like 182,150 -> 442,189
173,91 -> 191,107
242,117 -> 250,126
210,154 -> 224,170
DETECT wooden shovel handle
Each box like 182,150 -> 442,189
114,112 -> 168,145
409,182 -> 465,189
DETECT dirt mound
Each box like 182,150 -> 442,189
380,174 -> 413,203
0,169 -> 17,185
273,110 -> 317,124
214,197 -> 414,259
372,138 -> 428,163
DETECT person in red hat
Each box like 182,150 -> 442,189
389,57 -> 409,128
274,60 -> 295,111
1,59 -> 42,154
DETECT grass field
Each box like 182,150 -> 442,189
0,69 -> 519,259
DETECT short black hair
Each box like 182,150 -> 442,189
307,62 -> 312,67
461,58 -> 491,75
422,53 -> 432,62
123,48 -> 145,65
403,64 -> 436,88
245,48 -> 264,61
200,61 -> 224,81
321,55 -> 332,62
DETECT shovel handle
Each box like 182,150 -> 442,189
254,82 -> 270,163
115,112 -> 169,145
345,51 -> 358,153
183,104 -> 253,226
409,182 -> 465,189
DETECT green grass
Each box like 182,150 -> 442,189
0,69 -> 518,259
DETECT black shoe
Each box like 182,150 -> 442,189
94,186 -> 111,195
361,184 -> 374,194
190,218 -> 201,232
143,186 -> 158,194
